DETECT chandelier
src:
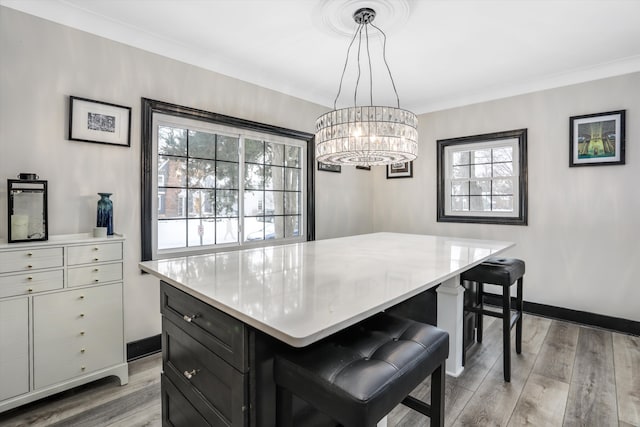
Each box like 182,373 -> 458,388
315,7 -> 418,167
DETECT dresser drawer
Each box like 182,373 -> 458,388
67,242 -> 123,265
68,262 -> 123,287
0,269 -> 63,298
163,318 -> 247,426
32,283 -> 124,389
0,247 -> 63,274
161,282 -> 247,372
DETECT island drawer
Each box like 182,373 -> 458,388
162,318 -> 247,426
161,282 -> 248,372
67,242 -> 123,265
0,247 -> 63,274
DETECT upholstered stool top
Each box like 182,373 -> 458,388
274,313 -> 449,426
461,257 -> 525,286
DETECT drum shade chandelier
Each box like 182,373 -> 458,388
315,7 -> 418,166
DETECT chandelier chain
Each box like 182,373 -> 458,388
365,24 -> 373,106
333,23 -> 362,110
370,23 -> 400,108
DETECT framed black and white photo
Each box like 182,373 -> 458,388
386,161 -> 413,179
69,96 -> 131,147
570,110 -> 625,167
318,162 -> 341,173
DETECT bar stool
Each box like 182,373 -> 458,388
461,257 -> 524,382
274,312 -> 449,427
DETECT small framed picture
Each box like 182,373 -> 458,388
69,96 -> 132,147
570,110 -> 625,167
386,161 -> 413,179
318,162 -> 341,173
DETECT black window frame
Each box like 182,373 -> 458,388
141,98 -> 315,261
437,129 -> 528,226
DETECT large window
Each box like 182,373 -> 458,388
437,129 -> 527,225
142,99 -> 315,260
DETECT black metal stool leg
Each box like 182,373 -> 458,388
516,277 -> 523,355
430,363 -> 446,427
502,283 -> 511,382
477,282 -> 484,343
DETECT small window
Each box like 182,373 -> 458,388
437,129 -> 527,225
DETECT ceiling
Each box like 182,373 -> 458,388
2,0 -> 640,114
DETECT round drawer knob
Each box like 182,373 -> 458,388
93,247 -> 99,251
81,348 -> 86,353
81,366 -> 86,371
80,331 -> 85,335
27,288 -> 33,293
94,279 -> 100,282
93,268 -> 99,272
93,258 -> 99,262
27,276 -> 33,281
80,313 -> 85,318
27,265 -> 33,269
80,295 -> 85,299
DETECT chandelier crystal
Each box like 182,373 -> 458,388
315,8 -> 418,166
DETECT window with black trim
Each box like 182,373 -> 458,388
141,99 -> 315,260
437,129 -> 527,225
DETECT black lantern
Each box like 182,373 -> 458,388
8,173 -> 48,243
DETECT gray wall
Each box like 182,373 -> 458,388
373,72 -> 640,322
0,6 -> 374,342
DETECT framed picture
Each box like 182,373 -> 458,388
386,161 -> 413,179
69,96 -> 132,147
318,162 -> 341,173
570,110 -> 625,167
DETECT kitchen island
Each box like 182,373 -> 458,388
140,232 -> 513,426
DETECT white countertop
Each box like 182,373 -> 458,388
139,232 -> 513,347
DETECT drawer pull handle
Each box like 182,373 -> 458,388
183,314 -> 199,323
81,366 -> 86,371
94,279 -> 100,282
93,258 -> 99,262
81,348 -> 86,353
27,252 -> 33,256
183,369 -> 198,380
80,313 -> 85,318
27,276 -> 33,281
80,295 -> 85,299
28,288 -> 33,293
93,268 -> 99,272
80,331 -> 85,335
27,265 -> 33,269
93,247 -> 99,251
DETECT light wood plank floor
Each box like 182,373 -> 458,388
1,314 -> 638,427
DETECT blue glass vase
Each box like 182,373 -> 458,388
97,192 -> 113,236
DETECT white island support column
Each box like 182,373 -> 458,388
436,275 -> 465,377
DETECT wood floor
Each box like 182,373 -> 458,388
1,314 -> 638,427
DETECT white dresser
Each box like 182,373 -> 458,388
0,234 -> 128,413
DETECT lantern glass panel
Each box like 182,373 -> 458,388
8,179 -> 48,242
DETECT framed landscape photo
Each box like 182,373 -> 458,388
386,161 -> 413,179
69,96 -> 132,147
570,110 -> 625,167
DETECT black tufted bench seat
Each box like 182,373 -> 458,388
461,257 -> 525,382
274,312 -> 449,427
